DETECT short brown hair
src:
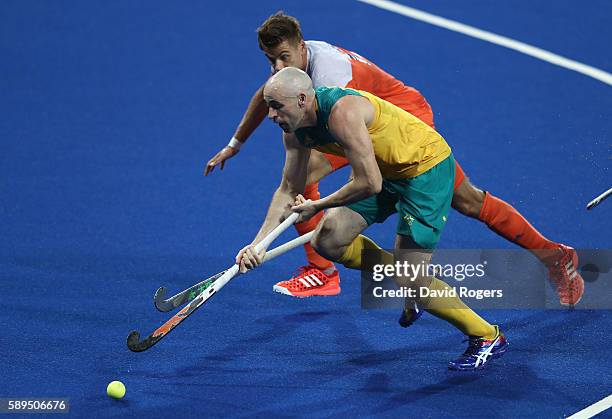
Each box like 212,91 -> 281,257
257,12 -> 303,50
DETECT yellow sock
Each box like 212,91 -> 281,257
419,278 -> 496,339
338,235 -> 393,271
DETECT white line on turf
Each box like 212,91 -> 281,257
356,0 -> 612,86
567,394 -> 612,419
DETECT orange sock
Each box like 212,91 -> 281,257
296,183 -> 335,271
478,192 -> 560,262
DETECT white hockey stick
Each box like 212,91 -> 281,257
128,212 -> 305,351
587,187 -> 612,210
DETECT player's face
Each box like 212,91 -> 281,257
264,94 -> 303,133
262,39 -> 307,74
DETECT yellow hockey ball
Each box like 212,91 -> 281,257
106,381 -> 126,399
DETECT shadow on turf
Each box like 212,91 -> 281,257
123,309 -> 601,417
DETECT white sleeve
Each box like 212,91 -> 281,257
306,41 -> 353,88
310,64 -> 352,88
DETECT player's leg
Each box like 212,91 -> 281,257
305,150 -> 347,185
392,155 -> 495,338
311,206 -> 395,272
393,155 -> 507,370
297,151 -> 335,272
451,161 -> 584,305
311,184 -> 405,272
274,205 -> 377,297
311,207 -> 369,260
451,163 -> 558,251
274,150 -> 350,297
393,236 -> 499,341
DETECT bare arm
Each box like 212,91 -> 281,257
232,84 -> 268,142
310,95 -> 382,212
252,132 -> 310,243
235,133 -> 310,271
205,84 -> 268,175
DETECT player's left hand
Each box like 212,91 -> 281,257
235,244 -> 265,273
291,194 -> 318,223
205,146 -> 239,176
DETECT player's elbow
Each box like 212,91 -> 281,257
370,176 -> 382,194
277,181 -> 296,199
286,182 -> 305,197
359,176 -> 382,196
366,171 -> 383,195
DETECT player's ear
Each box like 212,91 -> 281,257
298,93 -> 306,107
298,40 -> 307,58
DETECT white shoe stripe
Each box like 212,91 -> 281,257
311,275 -> 324,286
299,278 -> 312,288
474,335 -> 499,367
304,276 -> 317,286
569,271 -> 578,280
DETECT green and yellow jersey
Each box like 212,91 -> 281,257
294,87 -> 451,179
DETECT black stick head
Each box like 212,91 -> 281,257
127,327 -> 167,352
126,331 -> 142,351
126,330 -> 159,352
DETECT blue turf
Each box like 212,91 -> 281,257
1,1 -> 611,417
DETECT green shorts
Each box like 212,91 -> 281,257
347,155 -> 455,249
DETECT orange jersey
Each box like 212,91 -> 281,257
304,41 -> 434,127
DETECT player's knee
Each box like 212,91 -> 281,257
413,275 -> 435,290
310,235 -> 336,261
452,181 -> 485,218
318,213 -> 338,237
311,217 -> 342,260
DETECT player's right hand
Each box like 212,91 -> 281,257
204,146 -> 239,176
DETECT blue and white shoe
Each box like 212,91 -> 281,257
398,302 -> 422,328
448,325 -> 508,371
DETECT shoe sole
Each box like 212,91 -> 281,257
272,285 -> 341,298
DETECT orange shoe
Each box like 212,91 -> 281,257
273,265 -> 341,298
546,245 -> 585,306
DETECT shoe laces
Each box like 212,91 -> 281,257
461,337 -> 486,357
295,264 -> 322,277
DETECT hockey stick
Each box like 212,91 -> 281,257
127,212 -> 302,352
153,231 -> 314,312
587,187 -> 612,210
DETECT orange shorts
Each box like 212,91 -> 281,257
453,160 -> 466,191
323,153 -> 350,171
